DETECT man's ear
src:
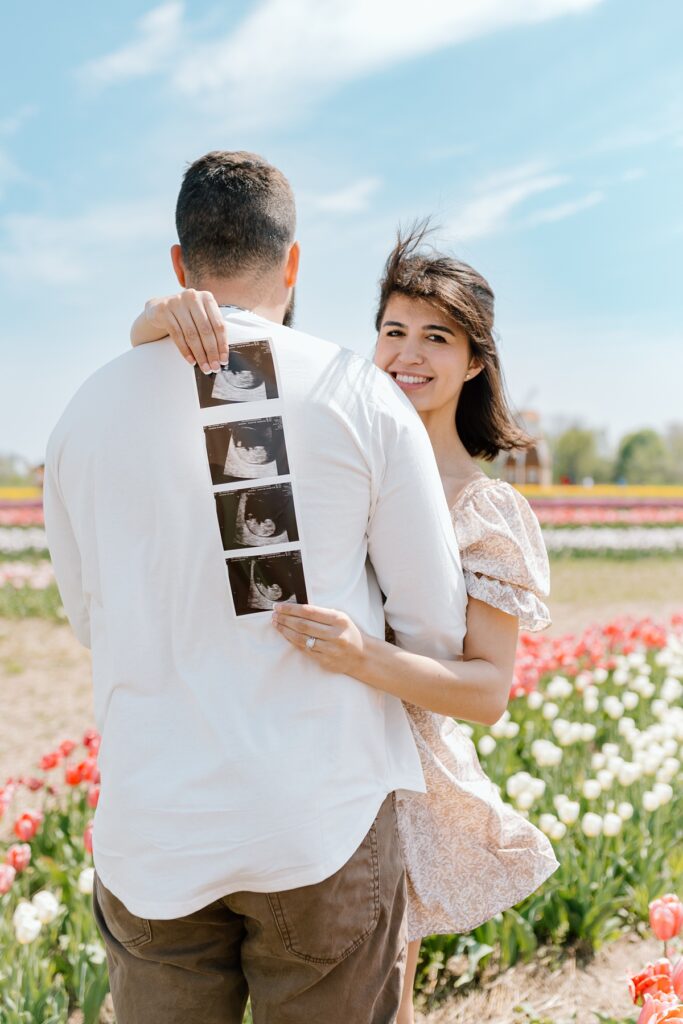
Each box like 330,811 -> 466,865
284,241 -> 300,289
170,244 -> 187,287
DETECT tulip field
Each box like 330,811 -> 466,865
1,489 -> 682,1023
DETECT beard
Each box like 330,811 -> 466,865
283,287 -> 296,328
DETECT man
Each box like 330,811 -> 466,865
44,151 -> 467,1023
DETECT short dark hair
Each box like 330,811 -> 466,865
175,151 -> 296,280
375,221 -> 531,461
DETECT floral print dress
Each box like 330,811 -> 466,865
396,476 -> 559,940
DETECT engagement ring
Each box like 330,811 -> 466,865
305,636 -> 317,651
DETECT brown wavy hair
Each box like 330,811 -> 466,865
375,221 -> 530,460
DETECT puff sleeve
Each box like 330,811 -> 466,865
452,480 -> 551,632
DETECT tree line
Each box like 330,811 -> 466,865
548,424 -> 683,485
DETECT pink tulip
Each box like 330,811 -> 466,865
673,959 -> 683,1001
5,843 -> 31,873
637,992 -> 680,1024
650,896 -> 683,942
84,821 -> 93,854
0,863 -> 16,894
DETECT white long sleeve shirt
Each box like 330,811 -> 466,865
44,310 -> 467,919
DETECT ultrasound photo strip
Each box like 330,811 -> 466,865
204,417 -> 289,486
227,550 -> 308,616
215,483 -> 300,552
194,338 -> 279,408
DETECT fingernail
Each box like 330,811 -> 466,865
219,353 -> 229,364
210,361 -> 220,372
186,356 -> 196,366
202,364 -> 212,375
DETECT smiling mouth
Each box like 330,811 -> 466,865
391,372 -> 433,386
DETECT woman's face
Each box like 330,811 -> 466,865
374,293 -> 475,416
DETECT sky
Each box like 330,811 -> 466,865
1,0 -> 682,462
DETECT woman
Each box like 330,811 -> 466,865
131,225 -> 558,1023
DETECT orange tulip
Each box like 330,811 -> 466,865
673,959 -> 683,1001
637,993 -> 679,1024
630,961 -> 674,1004
655,1007 -> 683,1023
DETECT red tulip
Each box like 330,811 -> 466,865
83,729 -> 101,754
673,959 -> 683,1001
650,896 -> 683,942
6,843 -> 31,872
87,784 -> 100,809
65,763 -> 83,786
39,751 -> 61,770
84,821 -> 93,854
630,960 -> 674,1004
21,776 -> 44,792
0,863 -> 16,894
59,739 -> 77,757
13,810 -> 43,841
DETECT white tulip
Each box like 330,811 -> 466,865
539,813 -> 557,834
602,813 -> 623,837
591,752 -> 607,770
617,801 -> 634,820
593,668 -> 608,684
628,653 -> 646,668
662,677 -> 683,702
603,697 -> 624,720
558,800 -> 580,825
602,743 -> 620,757
653,783 -> 674,805
553,793 -> 570,810
515,789 -> 536,811
581,723 -> 597,742
549,821 -> 567,841
663,756 -> 680,773
84,942 -> 106,965
506,772 -> 532,798
31,891 -> 60,924
584,685 -> 599,701
581,812 -> 603,837
574,671 -> 593,693
78,867 -> 95,895
662,741 -> 678,757
528,777 -> 546,799
13,902 -> 42,944
459,722 -> 474,737
547,676 -> 573,699
651,699 -> 669,719
478,735 -> 496,756
527,691 -> 544,710
552,718 -> 571,739
504,722 -> 520,739
542,702 -> 559,720
582,779 -> 602,800
531,739 -> 563,767
606,755 -> 624,772
622,691 -> 639,710
597,769 -> 614,791
618,717 -> 636,737
490,712 -> 509,738
642,791 -> 660,812
583,696 -> 599,715
612,668 -> 629,686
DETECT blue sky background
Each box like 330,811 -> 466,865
1,0 -> 681,461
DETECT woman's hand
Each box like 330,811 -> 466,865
272,603 -> 367,675
134,290 -> 229,373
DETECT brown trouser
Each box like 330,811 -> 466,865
93,793 -> 407,1023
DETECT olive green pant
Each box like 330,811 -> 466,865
93,793 -> 407,1023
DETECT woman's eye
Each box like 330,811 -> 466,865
427,334 -> 448,344
385,330 -> 404,338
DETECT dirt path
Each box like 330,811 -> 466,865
416,931 -> 665,1023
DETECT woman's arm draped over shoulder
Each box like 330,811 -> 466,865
130,290 -> 229,374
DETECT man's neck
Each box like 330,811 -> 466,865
192,276 -> 286,326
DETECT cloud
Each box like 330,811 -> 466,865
448,164 -> 567,241
525,189 -> 604,226
0,105 -> 38,137
79,2 -> 183,86
79,0 -> 604,129
308,177 -> 382,214
0,199 -> 171,286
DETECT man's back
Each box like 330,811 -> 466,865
45,310 -> 467,918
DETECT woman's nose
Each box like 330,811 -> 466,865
399,337 -> 424,364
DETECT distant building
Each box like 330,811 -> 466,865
499,410 -> 552,487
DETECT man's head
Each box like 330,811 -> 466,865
172,151 -> 299,324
